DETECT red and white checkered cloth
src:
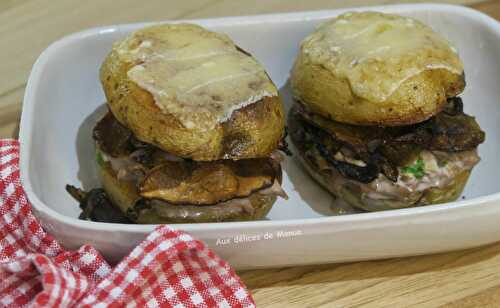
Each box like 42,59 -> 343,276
0,140 -> 255,307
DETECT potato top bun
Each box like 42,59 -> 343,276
100,23 -> 285,161
291,12 -> 465,126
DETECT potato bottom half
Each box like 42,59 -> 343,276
98,160 -> 276,224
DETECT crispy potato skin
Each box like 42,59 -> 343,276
100,42 -> 284,161
290,46 -> 465,126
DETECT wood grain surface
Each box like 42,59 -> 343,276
2,0 -> 500,307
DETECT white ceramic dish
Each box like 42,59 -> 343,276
20,3 -> 500,269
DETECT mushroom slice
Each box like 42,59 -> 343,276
93,111 -> 133,157
139,159 -> 276,205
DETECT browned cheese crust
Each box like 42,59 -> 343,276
291,12 -> 465,126
100,24 -> 285,161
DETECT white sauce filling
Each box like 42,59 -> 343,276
368,150 -> 479,200
309,146 -> 479,206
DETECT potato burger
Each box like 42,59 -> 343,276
289,12 -> 485,211
68,24 -> 288,223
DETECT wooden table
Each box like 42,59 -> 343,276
2,0 -> 500,306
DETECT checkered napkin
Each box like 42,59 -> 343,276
0,140 -> 255,307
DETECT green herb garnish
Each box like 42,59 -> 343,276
437,159 -> 448,167
402,158 -> 425,179
96,151 -> 105,167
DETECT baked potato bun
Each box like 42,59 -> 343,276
290,12 -> 465,126
100,23 -> 285,161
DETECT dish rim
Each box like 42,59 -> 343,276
19,3 -> 500,233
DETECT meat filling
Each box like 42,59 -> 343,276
289,97 -> 483,210
94,111 -> 287,206
290,97 -> 484,184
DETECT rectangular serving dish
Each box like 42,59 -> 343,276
20,3 -> 500,269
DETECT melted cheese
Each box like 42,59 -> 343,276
301,12 -> 463,103
115,24 -> 277,130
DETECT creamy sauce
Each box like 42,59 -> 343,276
100,151 -> 145,182
369,150 -> 479,199
300,12 -> 463,103
260,179 -> 288,199
306,145 -> 479,210
334,151 -> 367,167
115,24 -> 277,130
147,197 -> 256,221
